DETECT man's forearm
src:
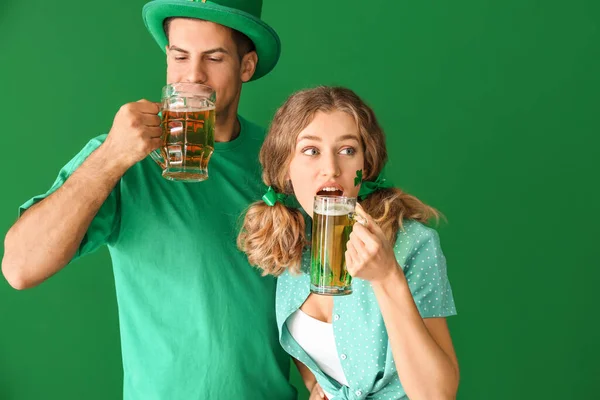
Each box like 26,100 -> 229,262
2,144 -> 129,289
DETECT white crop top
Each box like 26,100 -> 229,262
286,308 -> 349,396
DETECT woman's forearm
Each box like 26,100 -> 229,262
372,267 -> 459,399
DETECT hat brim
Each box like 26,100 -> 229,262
142,0 -> 280,81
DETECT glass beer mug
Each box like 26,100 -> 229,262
310,195 -> 366,296
151,83 -> 216,182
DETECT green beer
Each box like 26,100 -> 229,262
310,196 -> 357,296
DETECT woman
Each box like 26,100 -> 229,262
238,86 -> 459,399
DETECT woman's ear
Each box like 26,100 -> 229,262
284,178 -> 294,194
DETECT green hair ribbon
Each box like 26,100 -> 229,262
262,186 -> 288,207
357,173 -> 394,200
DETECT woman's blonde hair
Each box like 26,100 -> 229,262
238,86 -> 439,276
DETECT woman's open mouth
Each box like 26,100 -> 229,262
316,186 -> 344,197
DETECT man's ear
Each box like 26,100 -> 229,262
240,51 -> 258,82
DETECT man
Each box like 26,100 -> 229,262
2,0 -> 296,398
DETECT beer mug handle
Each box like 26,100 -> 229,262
151,109 -> 166,169
348,212 -> 368,226
150,149 -> 166,170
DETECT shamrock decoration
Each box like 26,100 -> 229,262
354,169 -> 363,187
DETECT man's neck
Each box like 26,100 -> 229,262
214,105 -> 241,143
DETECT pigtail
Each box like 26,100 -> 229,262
238,201 -> 306,276
361,188 -> 441,243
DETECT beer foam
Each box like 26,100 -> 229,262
314,202 -> 354,216
169,106 -> 215,112
168,97 -> 215,111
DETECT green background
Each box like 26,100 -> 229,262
1,0 -> 598,399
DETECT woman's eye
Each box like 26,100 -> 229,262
302,148 -> 319,156
340,147 -> 356,155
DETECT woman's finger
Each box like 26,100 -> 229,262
345,246 -> 357,274
346,239 -> 360,262
351,223 -> 379,253
356,203 -> 388,241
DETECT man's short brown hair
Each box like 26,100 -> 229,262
163,17 -> 256,60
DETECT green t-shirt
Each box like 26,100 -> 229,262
276,219 -> 456,400
20,116 -> 297,400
